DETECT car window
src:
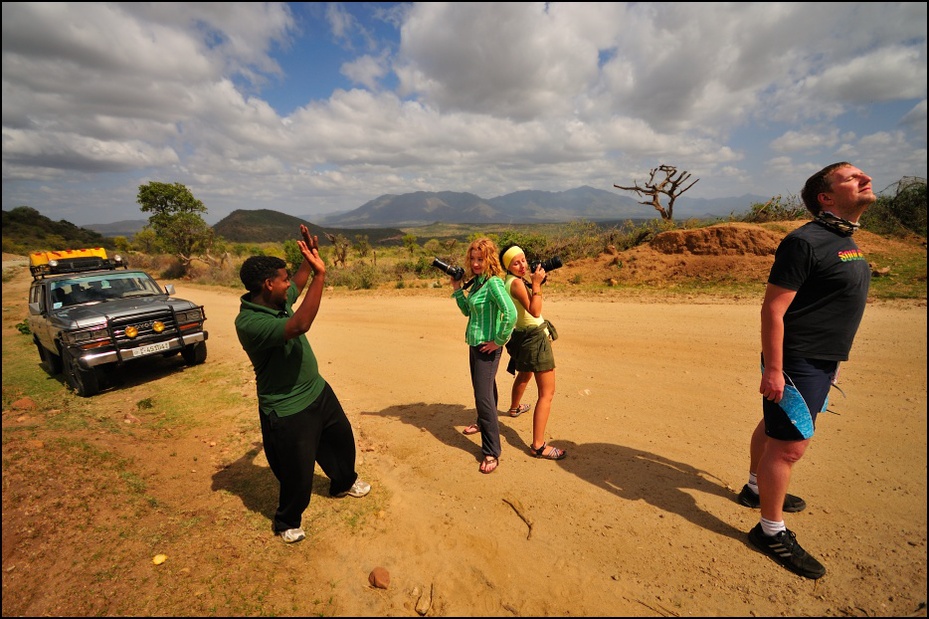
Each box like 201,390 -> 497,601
49,272 -> 163,306
107,273 -> 162,297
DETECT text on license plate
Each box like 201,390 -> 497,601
132,341 -> 172,357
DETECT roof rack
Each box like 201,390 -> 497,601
29,248 -> 128,279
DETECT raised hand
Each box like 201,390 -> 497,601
298,225 -> 325,277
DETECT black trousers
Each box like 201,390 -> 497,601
469,345 -> 502,458
259,382 -> 359,532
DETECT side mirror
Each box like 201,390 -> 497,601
28,301 -> 42,315
164,284 -> 176,295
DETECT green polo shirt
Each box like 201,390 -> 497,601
453,274 -> 517,346
235,282 -> 325,417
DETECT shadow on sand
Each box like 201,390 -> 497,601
365,401 -> 746,542
210,441 -> 333,524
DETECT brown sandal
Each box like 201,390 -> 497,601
480,455 -> 499,474
462,423 -> 479,435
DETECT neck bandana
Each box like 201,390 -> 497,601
815,211 -> 860,236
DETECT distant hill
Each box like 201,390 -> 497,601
2,206 -> 115,253
78,210 -> 407,246
212,209 -> 407,246
84,220 -> 149,238
317,185 -> 766,227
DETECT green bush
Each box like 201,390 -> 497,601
862,177 -> 927,237
496,230 -> 550,261
327,261 -> 381,290
737,195 -> 808,223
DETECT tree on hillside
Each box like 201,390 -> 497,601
324,232 -> 350,267
614,164 -> 699,221
136,181 -> 215,276
402,233 -> 418,256
353,234 -> 371,258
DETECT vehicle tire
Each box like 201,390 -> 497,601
181,341 -> 207,366
35,339 -> 63,375
62,347 -> 100,397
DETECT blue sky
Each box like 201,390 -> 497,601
2,2 -> 926,226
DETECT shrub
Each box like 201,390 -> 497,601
862,177 -> 927,237
737,195 -> 808,223
327,261 -> 381,290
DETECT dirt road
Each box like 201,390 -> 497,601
2,265 -> 927,616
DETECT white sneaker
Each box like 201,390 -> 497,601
336,479 -> 371,498
279,528 -> 306,543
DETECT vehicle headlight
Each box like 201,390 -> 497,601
63,326 -> 109,346
176,309 -> 204,324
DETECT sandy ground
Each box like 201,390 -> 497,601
169,283 -> 929,615
2,257 -> 927,617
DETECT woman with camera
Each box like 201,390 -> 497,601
450,237 -> 517,474
499,245 -> 566,461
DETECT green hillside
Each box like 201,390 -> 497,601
2,206 -> 114,254
212,209 -> 407,246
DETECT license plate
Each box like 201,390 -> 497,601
132,341 -> 171,357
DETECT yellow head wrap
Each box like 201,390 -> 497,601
502,246 -> 524,271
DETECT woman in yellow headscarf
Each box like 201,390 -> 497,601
499,245 -> 566,461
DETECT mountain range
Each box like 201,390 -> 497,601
85,186 -> 767,237
314,185 -> 766,227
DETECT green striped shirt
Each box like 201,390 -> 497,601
453,275 -> 517,346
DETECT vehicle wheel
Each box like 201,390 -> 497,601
181,341 -> 207,366
62,348 -> 100,397
36,340 -> 63,375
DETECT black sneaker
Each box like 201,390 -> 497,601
738,484 -> 807,513
748,524 -> 826,579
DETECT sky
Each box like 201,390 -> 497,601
2,2 -> 926,227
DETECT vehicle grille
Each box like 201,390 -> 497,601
109,310 -> 179,347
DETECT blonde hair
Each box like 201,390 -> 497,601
465,237 -> 504,278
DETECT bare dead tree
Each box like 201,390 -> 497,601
614,164 -> 700,221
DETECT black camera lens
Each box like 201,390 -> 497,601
432,258 -> 465,281
530,256 -> 563,273
541,256 -> 563,272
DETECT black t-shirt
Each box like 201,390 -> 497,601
768,221 -> 870,361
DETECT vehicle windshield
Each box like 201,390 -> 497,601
50,272 -> 163,308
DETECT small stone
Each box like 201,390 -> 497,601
369,566 -> 390,589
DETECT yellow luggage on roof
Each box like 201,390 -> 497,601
29,247 -> 124,279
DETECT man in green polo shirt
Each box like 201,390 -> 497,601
235,225 -> 370,544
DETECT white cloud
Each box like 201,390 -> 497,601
1,2 -> 925,225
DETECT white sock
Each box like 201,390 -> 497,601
747,472 -> 759,495
760,517 -> 786,537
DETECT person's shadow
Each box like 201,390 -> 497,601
210,441 -> 332,522
365,402 -> 745,542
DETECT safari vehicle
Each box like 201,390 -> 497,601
27,248 -> 209,397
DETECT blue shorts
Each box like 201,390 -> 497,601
761,355 -> 838,441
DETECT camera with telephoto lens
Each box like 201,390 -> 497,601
432,258 -> 465,281
529,256 -> 563,274
528,256 -> 563,285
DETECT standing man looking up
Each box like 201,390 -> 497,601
743,162 -> 876,579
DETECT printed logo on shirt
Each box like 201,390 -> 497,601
837,249 -> 866,262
